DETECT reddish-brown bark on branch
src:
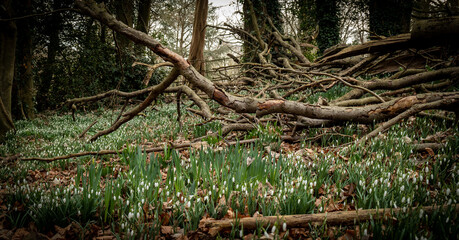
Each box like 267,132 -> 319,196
74,0 -> 459,127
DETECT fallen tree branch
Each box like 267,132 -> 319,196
199,205 -> 459,234
89,68 -> 180,141
357,98 -> 457,145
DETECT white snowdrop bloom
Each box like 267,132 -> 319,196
78,210 -> 81,215
384,191 -> 387,197
63,198 -> 66,203
283,222 -> 287,232
456,189 -> 459,196
128,212 -> 133,219
186,201 -> 190,208
446,188 -> 451,196
402,197 -> 406,203
401,185 -> 405,192
364,229 -> 368,236
232,177 -> 235,182
420,175 -> 423,182
425,167 -> 429,173
298,199 -> 301,204
426,179 -> 429,185
446,217 -> 449,223
271,226 -> 276,233
319,206 -> 323,212
204,196 -> 208,202
121,223 -> 124,229
240,230 -> 243,238
154,182 -> 159,188
136,212 -> 140,219
264,231 -> 269,238
419,209 -> 424,219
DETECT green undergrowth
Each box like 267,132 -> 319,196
0,102 -> 458,239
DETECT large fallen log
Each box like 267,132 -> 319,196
199,205 -> 459,235
317,16 -> 459,64
74,0 -> 459,142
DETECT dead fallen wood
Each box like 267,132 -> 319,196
199,205 -> 459,234
89,68 -> 180,142
357,98 -> 457,145
316,33 -> 411,63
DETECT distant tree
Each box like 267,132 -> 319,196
368,0 -> 413,38
296,0 -> 317,42
189,0 -> 208,75
13,0 -> 35,120
114,0 -> 134,51
242,0 -> 283,63
134,0 -> 152,58
0,0 -> 17,141
316,0 -> 340,53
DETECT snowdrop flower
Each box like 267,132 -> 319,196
401,185 -> 405,192
271,226 -> 276,233
240,230 -> 243,238
264,231 -> 269,238
283,222 -> 287,232
446,188 -> 451,196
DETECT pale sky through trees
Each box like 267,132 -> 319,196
209,0 -> 237,22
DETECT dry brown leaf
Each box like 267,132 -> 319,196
161,226 -> 173,235
425,147 -> 435,156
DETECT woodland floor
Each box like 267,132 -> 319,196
0,98 -> 458,239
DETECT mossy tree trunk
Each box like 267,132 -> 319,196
316,0 -> 340,54
15,0 -> 35,120
369,0 -> 413,38
0,0 -> 17,141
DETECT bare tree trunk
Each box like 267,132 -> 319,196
0,0 -> 17,141
188,0 -> 208,76
37,0 -> 62,110
114,0 -> 134,51
16,0 -> 35,119
134,0 -> 152,58
369,0 -> 413,38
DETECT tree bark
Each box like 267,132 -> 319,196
15,0 -> 35,120
75,0 -> 459,126
199,205 -> 459,234
37,0 -> 62,110
369,0 -> 413,38
315,0 -> 340,53
134,0 -> 152,58
0,0 -> 17,141
114,0 -> 134,51
188,0 -> 208,75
